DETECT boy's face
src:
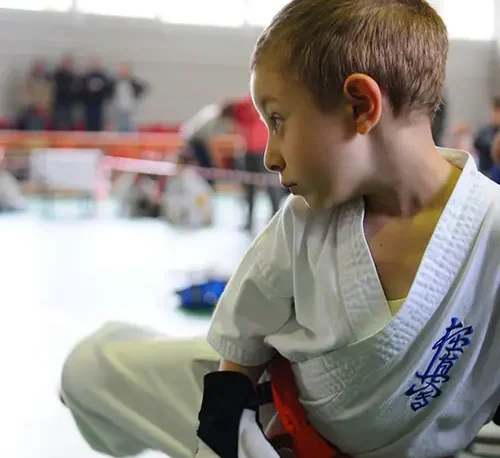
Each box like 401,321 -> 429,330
251,65 -> 367,210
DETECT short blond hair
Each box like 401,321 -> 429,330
251,0 -> 448,116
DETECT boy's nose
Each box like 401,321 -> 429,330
264,149 -> 285,173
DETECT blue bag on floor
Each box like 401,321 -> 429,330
176,278 -> 228,311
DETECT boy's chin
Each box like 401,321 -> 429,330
302,193 -> 334,210
303,191 -> 354,210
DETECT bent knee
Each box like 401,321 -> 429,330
61,322 -> 131,407
61,331 -> 101,407
60,323 -> 217,406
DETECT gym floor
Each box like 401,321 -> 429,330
2,192 -> 273,458
3,193 -> 500,458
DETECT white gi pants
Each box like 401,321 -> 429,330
61,322 -> 221,458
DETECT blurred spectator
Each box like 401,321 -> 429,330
81,57 -> 112,132
489,133 -> 500,184
0,150 -> 26,212
21,59 -> 52,130
232,94 -> 282,232
110,62 -> 148,132
473,97 -> 500,175
52,54 -> 78,131
116,174 -> 162,218
180,102 -> 236,188
162,151 -> 215,227
449,123 -> 474,150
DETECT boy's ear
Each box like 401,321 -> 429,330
343,73 -> 383,134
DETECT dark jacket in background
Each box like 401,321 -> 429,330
80,70 -> 112,131
52,68 -> 78,130
490,165 -> 500,184
53,68 -> 77,107
474,125 -> 500,174
81,71 -> 112,105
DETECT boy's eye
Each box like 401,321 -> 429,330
269,113 -> 283,135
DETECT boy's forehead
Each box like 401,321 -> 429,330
251,65 -> 294,109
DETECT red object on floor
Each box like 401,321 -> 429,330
269,356 -> 351,458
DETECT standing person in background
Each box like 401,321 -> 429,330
489,133 -> 500,184
448,123 -> 479,166
180,102 -> 236,188
110,62 -> 148,132
52,54 -> 78,131
474,97 -> 500,175
233,94 -> 282,232
22,59 -> 52,130
81,57 -> 112,132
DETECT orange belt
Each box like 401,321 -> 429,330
268,356 -> 351,458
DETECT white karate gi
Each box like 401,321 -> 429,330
207,149 -> 500,458
0,170 -> 25,211
163,167 -> 214,227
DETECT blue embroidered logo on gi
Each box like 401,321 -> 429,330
405,317 -> 474,412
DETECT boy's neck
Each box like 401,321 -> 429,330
364,128 -> 453,218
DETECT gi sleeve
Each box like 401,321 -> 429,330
207,196 -> 298,366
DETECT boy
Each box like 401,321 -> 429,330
198,0 -> 500,457
60,1 -> 500,458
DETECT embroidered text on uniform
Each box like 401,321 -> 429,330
405,317 -> 474,412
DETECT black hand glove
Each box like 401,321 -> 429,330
197,371 -> 280,458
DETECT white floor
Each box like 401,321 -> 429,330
0,194 -> 274,458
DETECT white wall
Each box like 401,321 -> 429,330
0,8 -> 496,130
446,39 -> 497,129
0,9 -> 261,124
491,1 -> 500,99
